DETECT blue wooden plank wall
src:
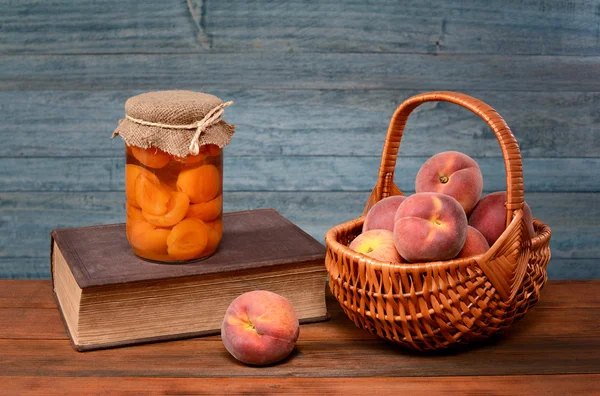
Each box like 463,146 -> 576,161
1,0 -> 599,279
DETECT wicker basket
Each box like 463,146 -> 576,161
324,91 -> 552,351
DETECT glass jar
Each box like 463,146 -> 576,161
125,143 -> 223,262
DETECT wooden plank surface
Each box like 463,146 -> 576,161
3,375 -> 599,395
2,54 -> 600,91
1,157 -> 598,193
2,89 -> 599,158
0,281 -> 598,383
3,0 -> 600,56
3,374 -> 600,395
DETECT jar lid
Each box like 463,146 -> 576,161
112,90 -> 235,157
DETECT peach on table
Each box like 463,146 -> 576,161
221,290 -> 299,366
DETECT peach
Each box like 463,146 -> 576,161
176,164 -> 221,204
393,192 -> 467,262
415,151 -> 483,214
125,165 -> 159,208
143,191 -> 190,227
186,195 -> 222,222
456,226 -> 490,258
127,219 -> 170,256
135,174 -> 172,216
166,218 -> 209,261
131,146 -> 171,169
363,195 -> 406,232
469,191 -> 535,246
221,290 -> 299,366
349,229 -> 403,264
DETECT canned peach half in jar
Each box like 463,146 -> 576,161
113,90 -> 235,263
125,145 -> 223,262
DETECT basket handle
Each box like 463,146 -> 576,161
366,91 -> 528,302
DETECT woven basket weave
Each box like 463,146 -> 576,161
324,91 -> 552,351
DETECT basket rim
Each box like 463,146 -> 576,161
325,215 -> 551,274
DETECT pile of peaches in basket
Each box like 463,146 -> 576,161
351,151 -> 535,264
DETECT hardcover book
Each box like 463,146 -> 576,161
51,209 -> 328,351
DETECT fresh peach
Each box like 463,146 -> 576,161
363,195 -> 406,232
349,229 -> 403,264
393,192 -> 467,262
166,218 -> 209,261
176,164 -> 221,203
125,164 -> 159,208
186,195 -> 222,222
415,151 -> 483,214
127,219 -> 170,256
456,226 -> 490,258
469,191 -> 535,246
131,146 -> 171,169
221,290 -> 299,366
143,191 -> 190,227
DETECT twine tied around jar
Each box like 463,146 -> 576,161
123,101 -> 233,156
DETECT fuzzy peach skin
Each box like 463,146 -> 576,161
393,192 -> 467,262
415,151 -> 483,215
221,290 -> 299,366
456,226 -> 490,258
362,195 -> 406,232
469,191 -> 535,246
349,229 -> 403,263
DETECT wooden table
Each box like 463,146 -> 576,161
1,280 -> 599,395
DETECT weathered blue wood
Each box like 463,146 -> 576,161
0,191 -> 596,260
2,89 -> 599,158
0,192 -> 596,279
0,0 -> 201,54
2,54 -> 600,91
2,0 -> 600,56
0,157 -> 598,193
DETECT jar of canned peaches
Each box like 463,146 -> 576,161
113,91 -> 235,262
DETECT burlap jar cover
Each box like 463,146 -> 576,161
112,90 -> 236,156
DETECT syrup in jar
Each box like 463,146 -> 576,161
125,144 -> 223,262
